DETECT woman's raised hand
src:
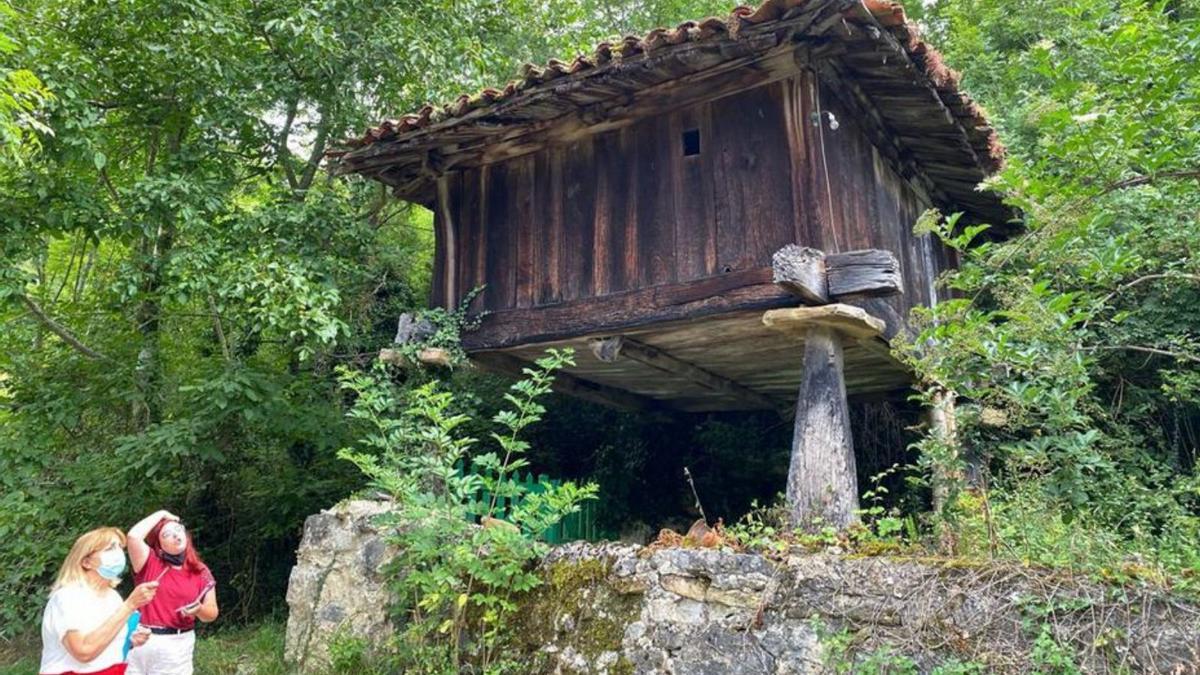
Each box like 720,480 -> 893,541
125,581 -> 159,609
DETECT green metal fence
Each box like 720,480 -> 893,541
457,464 -> 605,544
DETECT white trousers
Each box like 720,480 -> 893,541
126,630 -> 196,675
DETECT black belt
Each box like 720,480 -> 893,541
148,626 -> 194,635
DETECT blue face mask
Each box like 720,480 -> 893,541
97,548 -> 126,581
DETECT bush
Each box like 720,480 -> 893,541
336,348 -> 597,672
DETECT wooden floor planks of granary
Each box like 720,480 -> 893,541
478,307 -> 909,413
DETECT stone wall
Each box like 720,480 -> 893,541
285,501 -> 1200,673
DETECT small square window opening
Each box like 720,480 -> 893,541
682,128 -> 701,156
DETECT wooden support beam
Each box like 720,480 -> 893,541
591,336 -> 785,414
462,267 -> 794,351
826,250 -> 902,298
763,302 -> 894,529
772,245 -> 902,305
470,351 -> 664,414
786,325 -> 860,529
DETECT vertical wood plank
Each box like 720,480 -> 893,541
562,139 -> 596,301
618,127 -> 638,294
484,163 -> 515,311
710,82 -> 795,272
534,150 -> 564,305
635,115 -> 675,286
674,102 -> 717,281
456,168 -> 481,308
513,155 -> 536,308
797,71 -> 828,251
592,132 -> 614,296
473,167 -> 489,311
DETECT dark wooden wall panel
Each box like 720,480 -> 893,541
512,155 -> 536,308
674,106 -> 716,280
483,163 -> 515,311
533,152 -> 562,305
709,82 -> 796,275
562,140 -> 596,300
591,132 -> 617,296
635,115 -> 676,287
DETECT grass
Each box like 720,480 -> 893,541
0,618 -> 290,675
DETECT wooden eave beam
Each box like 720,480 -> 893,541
831,6 -> 984,170
810,58 -> 948,209
590,336 -> 787,414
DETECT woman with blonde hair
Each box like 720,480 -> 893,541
40,527 -> 160,675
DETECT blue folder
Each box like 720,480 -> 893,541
122,610 -> 140,660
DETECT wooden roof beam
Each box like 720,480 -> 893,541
589,336 -> 787,415
470,351 -> 666,414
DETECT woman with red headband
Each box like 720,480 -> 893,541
124,510 -> 218,675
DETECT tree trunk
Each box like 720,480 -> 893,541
927,388 -> 961,514
787,326 -> 859,529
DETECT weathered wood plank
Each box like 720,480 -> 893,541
484,163 -> 514,310
512,155 -> 536,308
534,151 -> 563,304
562,140 -> 596,300
462,268 -> 794,351
772,244 -> 829,303
674,103 -> 717,281
786,325 -> 860,529
591,132 -> 616,296
827,249 -> 902,298
635,114 -> 675,286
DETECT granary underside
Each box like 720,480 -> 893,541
474,306 -> 909,414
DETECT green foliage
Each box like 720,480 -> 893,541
337,348 -> 597,673
0,1 -> 51,161
0,0 -> 731,638
812,616 -> 989,675
896,0 -> 1200,591
397,286 -> 486,366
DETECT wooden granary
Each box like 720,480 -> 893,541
336,0 -> 1009,526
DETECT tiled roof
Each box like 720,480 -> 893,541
335,0 -> 1007,222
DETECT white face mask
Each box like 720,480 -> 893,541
160,522 -> 187,555
96,548 -> 126,581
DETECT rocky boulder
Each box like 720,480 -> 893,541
284,499 -> 395,673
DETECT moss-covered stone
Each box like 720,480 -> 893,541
503,558 -> 642,673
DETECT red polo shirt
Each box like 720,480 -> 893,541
133,553 -> 216,630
